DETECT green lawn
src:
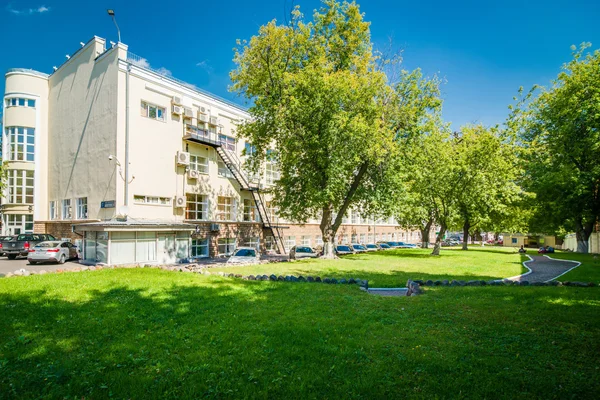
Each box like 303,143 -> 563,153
213,247 -> 527,287
546,251 -> 600,282
1,264 -> 598,399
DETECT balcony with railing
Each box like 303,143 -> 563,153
183,124 -> 221,147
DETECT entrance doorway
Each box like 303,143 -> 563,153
158,234 -> 176,264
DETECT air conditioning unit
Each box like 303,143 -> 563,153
209,116 -> 218,125
174,196 -> 186,208
177,151 -> 190,166
210,223 -> 220,232
184,107 -> 193,118
199,106 -> 206,113
198,113 -> 208,123
187,169 -> 199,179
172,96 -> 182,105
172,105 -> 182,115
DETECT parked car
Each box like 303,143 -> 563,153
27,241 -> 77,264
386,241 -> 401,248
335,245 -> 354,255
365,244 -> 380,252
0,235 -> 15,256
227,247 -> 260,264
290,246 -> 319,260
396,242 -> 418,248
351,244 -> 368,253
378,243 -> 391,249
1,233 -> 57,259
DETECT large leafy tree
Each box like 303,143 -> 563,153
231,1 -> 428,257
452,125 -> 521,250
509,44 -> 600,252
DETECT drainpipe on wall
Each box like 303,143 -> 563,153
124,63 -> 131,207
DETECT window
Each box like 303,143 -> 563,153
3,214 -> 33,234
49,201 -> 57,220
351,234 -> 357,243
5,98 -> 35,108
315,236 -> 323,246
133,195 -> 171,205
244,142 -> 256,157
5,127 -> 35,161
351,210 -> 360,224
360,234 -> 366,244
218,161 -> 234,178
265,150 -> 280,185
284,236 -> 296,252
110,231 -> 136,265
76,197 -> 88,219
218,238 -> 236,256
367,234 -> 374,244
190,154 -> 209,174
61,199 -> 71,219
243,237 -> 260,249
140,101 -> 165,121
136,232 -> 157,262
7,170 -> 34,204
265,236 -> 276,252
217,196 -> 233,221
243,199 -> 259,222
266,201 -> 278,223
218,135 -> 236,151
512,238 -> 518,244
301,236 -> 311,246
186,194 -> 208,220
191,238 -> 209,258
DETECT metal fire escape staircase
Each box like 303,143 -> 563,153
183,125 -> 286,254
214,147 -> 287,255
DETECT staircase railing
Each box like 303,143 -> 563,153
215,147 -> 286,255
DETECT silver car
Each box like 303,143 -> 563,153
289,246 -> 319,260
227,247 -> 260,264
28,241 -> 78,265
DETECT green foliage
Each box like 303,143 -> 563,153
230,1 -> 442,255
509,44 -> 600,250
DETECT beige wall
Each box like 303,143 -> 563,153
47,37 -> 119,222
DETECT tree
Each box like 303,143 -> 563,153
231,1 -> 429,257
509,44 -> 600,252
451,125 -> 521,250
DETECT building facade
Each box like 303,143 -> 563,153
2,36 -> 416,264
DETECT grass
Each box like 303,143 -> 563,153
212,246 -> 528,287
545,251 -> 600,282
0,249 -> 598,399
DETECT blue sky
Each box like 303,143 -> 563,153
2,0 -> 599,129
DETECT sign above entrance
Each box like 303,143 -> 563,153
101,200 -> 116,209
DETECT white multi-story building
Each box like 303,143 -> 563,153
1,36 -> 410,265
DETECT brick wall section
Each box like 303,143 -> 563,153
34,221 -> 95,241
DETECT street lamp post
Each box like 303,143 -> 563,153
107,9 -> 121,43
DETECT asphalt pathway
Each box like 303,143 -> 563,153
508,255 -> 580,283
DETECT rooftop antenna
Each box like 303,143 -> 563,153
107,9 -> 121,43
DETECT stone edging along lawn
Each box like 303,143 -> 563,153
2,262 -> 597,290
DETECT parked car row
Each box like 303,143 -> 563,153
0,234 -> 79,264
285,241 -> 420,259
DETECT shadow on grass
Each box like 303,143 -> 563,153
1,269 -> 599,399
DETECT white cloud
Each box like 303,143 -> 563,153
129,57 -> 172,77
7,4 -> 51,15
196,60 -> 214,73
156,67 -> 172,77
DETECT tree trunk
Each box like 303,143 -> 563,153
575,218 -> 594,253
320,205 -> 337,259
431,222 -> 446,256
462,218 -> 470,250
420,219 -> 433,249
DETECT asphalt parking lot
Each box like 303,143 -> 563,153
0,256 -> 80,276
